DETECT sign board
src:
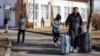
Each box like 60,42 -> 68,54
4,4 -> 11,10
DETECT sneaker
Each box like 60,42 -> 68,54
73,49 -> 78,53
57,41 -> 60,45
54,43 -> 58,46
4,31 -> 8,33
70,47 -> 73,52
76,47 -> 79,52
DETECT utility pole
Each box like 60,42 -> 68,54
33,0 -> 35,29
87,0 -> 94,33
50,0 -> 53,26
21,0 -> 23,15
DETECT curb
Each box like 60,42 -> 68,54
10,28 -> 53,36
10,28 -> 100,39
26,30 -> 52,36
4,37 -> 12,56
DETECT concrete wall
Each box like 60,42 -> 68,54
0,0 -> 4,27
15,0 -> 28,27
0,0 -> 16,27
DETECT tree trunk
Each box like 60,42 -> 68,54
87,0 -> 94,33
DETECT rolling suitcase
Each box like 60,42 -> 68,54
61,32 -> 70,55
79,27 -> 92,53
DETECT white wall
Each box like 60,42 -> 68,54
27,0 -> 87,27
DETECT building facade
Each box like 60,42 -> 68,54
0,0 -> 16,27
0,0 -> 88,28
27,0 -> 88,28
15,0 -> 28,27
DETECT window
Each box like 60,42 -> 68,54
28,3 -> 33,18
64,7 -> 70,19
34,4 -> 38,20
34,11 -> 38,20
81,8 -> 85,19
28,4 -> 39,20
53,6 -> 61,18
29,4 -> 33,10
41,5 -> 49,20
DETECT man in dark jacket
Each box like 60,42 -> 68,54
17,15 -> 26,43
41,17 -> 45,27
65,7 -> 83,52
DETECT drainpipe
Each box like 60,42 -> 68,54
33,0 -> 35,29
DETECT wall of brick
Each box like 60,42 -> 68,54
15,0 -> 27,27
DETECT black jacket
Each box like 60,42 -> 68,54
65,13 -> 83,30
4,18 -> 8,24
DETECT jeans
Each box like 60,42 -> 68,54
4,24 -> 8,32
52,31 -> 60,43
69,29 -> 79,49
17,29 -> 25,42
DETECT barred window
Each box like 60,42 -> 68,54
41,5 -> 49,20
53,6 -> 61,18
81,8 -> 85,19
64,7 -> 70,19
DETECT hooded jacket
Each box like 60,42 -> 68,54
65,13 -> 83,30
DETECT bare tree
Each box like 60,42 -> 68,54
87,0 -> 94,33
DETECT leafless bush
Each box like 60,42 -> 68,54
92,13 -> 100,30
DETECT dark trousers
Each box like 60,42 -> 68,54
17,29 -> 25,42
52,31 -> 60,43
69,30 -> 79,49
41,22 -> 45,27
74,36 -> 79,49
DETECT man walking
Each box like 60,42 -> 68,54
65,7 -> 83,52
4,17 -> 8,33
17,15 -> 26,43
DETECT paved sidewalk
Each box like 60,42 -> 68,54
10,27 -> 100,37
0,33 -> 9,56
26,27 -> 100,39
3,29 -> 100,56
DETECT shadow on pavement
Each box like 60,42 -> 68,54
12,43 -> 59,48
27,49 -> 60,55
11,39 -> 61,55
11,42 -> 100,55
12,48 -> 60,55
10,28 -> 53,36
92,45 -> 100,52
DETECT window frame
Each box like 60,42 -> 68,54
64,6 -> 70,19
80,8 -> 86,19
41,5 -> 49,20
53,6 -> 61,18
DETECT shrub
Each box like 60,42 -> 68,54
92,13 -> 100,30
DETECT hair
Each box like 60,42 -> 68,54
20,15 -> 23,19
55,14 -> 61,20
4,15 -> 7,18
73,7 -> 78,10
